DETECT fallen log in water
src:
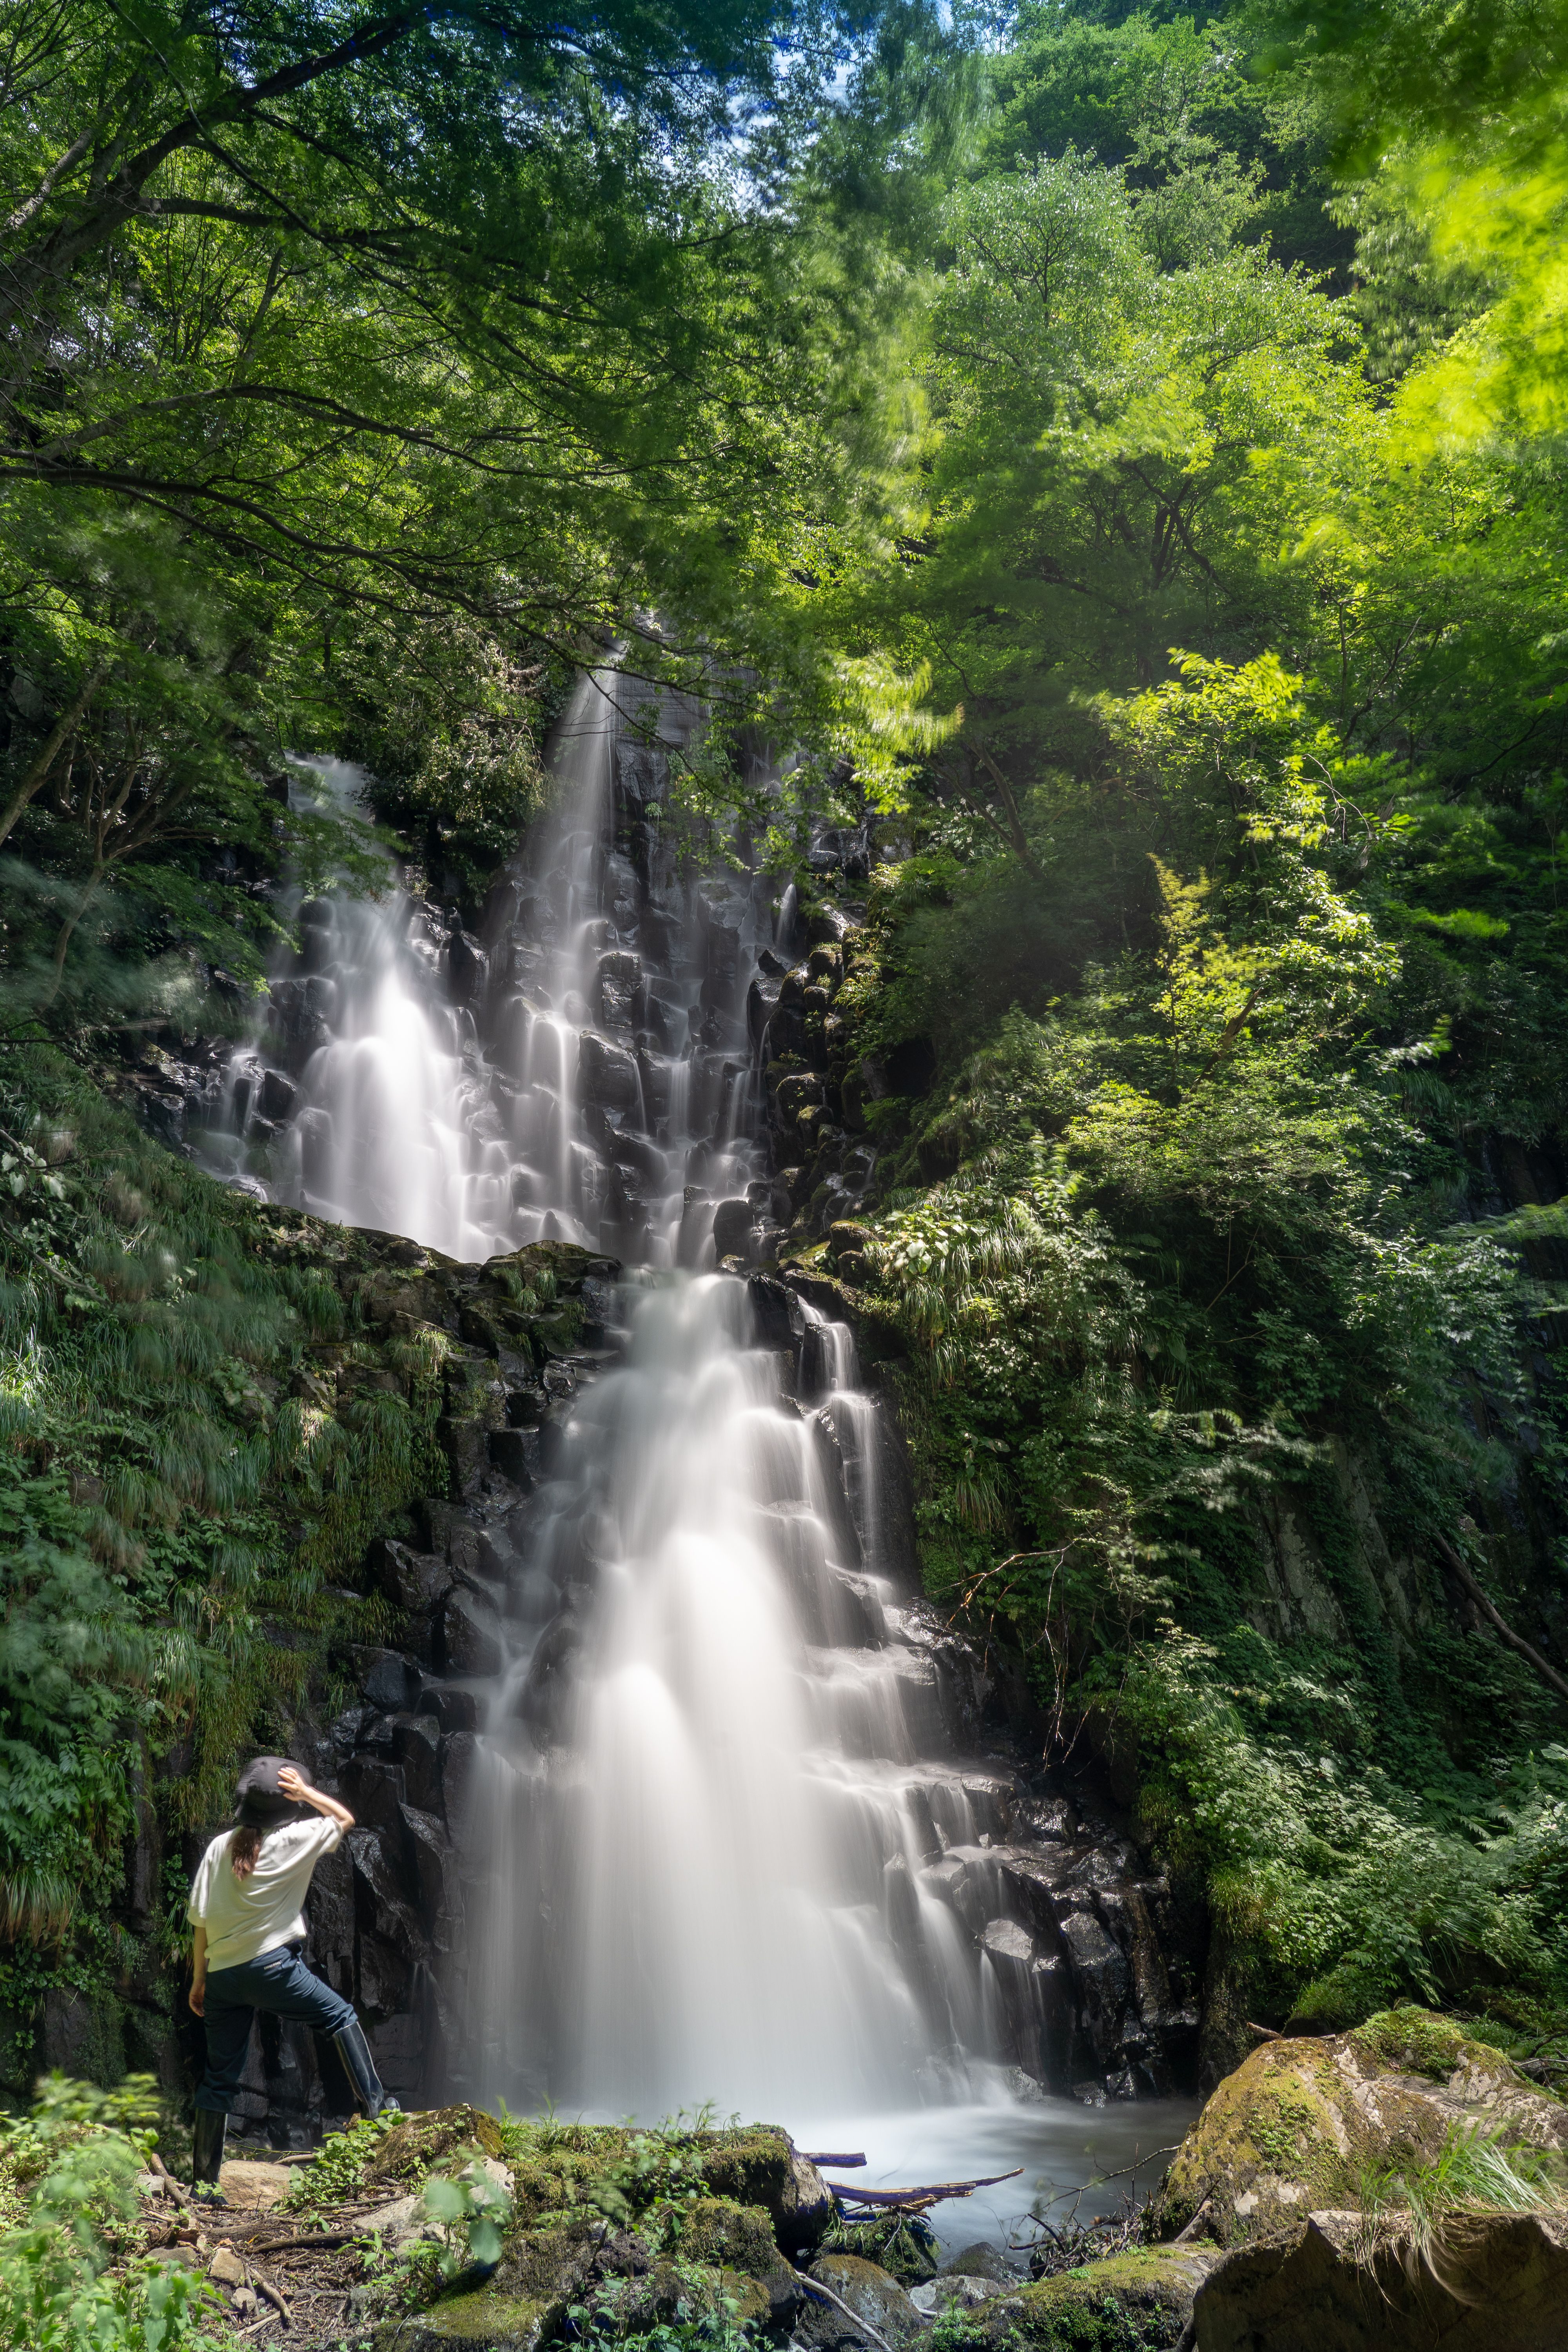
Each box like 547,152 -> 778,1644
801,2152 -> 866,2167
824,2167 -> 1023,2214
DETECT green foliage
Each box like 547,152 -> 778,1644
423,2160 -> 513,2280
1356,2116 -> 1568,2277
584,2111 -> 731,2231
818,2211 -> 938,2283
0,2074 -> 223,2352
0,1047 -> 446,1993
283,2112 -> 402,2219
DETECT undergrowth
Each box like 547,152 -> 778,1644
0,1045 -> 446,2023
834,652 -> 1568,2058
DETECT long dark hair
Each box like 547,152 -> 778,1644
230,1824 -> 265,1880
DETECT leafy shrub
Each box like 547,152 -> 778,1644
0,2074 -> 224,2352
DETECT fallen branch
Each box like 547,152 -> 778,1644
1246,2022 -> 1281,2040
798,2272 -> 898,2352
149,2152 -> 193,2213
223,2231 -> 359,2253
249,2263 -> 292,2326
802,2152 -> 866,2168
827,2167 -> 1023,2212
1437,1536 -> 1568,1704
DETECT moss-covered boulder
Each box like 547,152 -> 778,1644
1191,2208 -> 1568,2350
874,2249 -> 1219,2352
1152,2006 -> 1568,2247
693,2125 -> 835,2254
379,2288 -> 552,2352
360,2106 -> 508,2196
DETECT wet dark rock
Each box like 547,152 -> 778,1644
448,931 -> 488,1004
340,1753 -> 408,1836
489,1426 -> 539,1488
374,1540 -> 453,1615
940,2244 -> 1016,2286
578,1030 -> 641,1114
399,1803 -> 458,1931
516,1609 -> 585,1751
358,1650 -> 424,1714
258,1067 -> 296,1122
711,1198 -> 755,1259
348,1826 -> 424,1962
440,1730 -> 481,1846
420,1680 -> 483,1735
390,1714 -> 444,1813
444,1585 -> 505,1677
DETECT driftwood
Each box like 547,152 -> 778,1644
801,2151 -> 866,2167
825,2167 -> 1023,2215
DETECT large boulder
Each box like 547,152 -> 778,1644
1191,2209 -> 1568,2351
1152,2006 -> 1568,2248
693,2127 -> 834,2256
802,2254 -> 924,2349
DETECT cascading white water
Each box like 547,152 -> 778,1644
463,1274 -> 1004,2120
203,671 -> 1199,2218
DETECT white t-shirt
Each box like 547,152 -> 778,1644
187,1817 -> 345,1971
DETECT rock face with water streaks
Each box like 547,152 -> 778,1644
92,682 -> 1214,2140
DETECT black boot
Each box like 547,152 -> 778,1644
333,2017 -> 401,2121
191,2108 -> 228,2205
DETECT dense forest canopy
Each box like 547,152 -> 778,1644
2,0 -> 1568,2079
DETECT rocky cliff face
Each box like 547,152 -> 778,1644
21,1209 -> 1211,2141
185,1240 -> 1206,2140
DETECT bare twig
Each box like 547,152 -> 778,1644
249,2265 -> 292,2325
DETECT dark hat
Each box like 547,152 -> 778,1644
234,1755 -> 313,1829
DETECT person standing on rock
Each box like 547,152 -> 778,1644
186,1756 -> 399,2203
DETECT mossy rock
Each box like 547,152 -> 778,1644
378,2289 -> 549,2351
662,2194 -> 782,2278
1152,2007 -> 1568,2248
945,2247 -> 1219,2352
360,2105 -> 506,2195
498,2121 -> 633,2228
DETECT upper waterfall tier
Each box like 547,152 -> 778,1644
204,668 -> 779,1269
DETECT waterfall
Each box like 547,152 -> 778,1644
200,672 -> 1200,2196
465,1275 -> 996,2118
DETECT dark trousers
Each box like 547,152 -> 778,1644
196,1942 -> 357,2114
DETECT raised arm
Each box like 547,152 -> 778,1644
278,1763 -> 354,1831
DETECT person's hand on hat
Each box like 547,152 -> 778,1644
277,1766 -> 309,1799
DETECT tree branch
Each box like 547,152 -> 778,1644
1437,1535 -> 1568,1705
0,660 -> 108,851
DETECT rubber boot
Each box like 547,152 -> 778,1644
191,2107 -> 228,2205
332,2016 -> 401,2121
